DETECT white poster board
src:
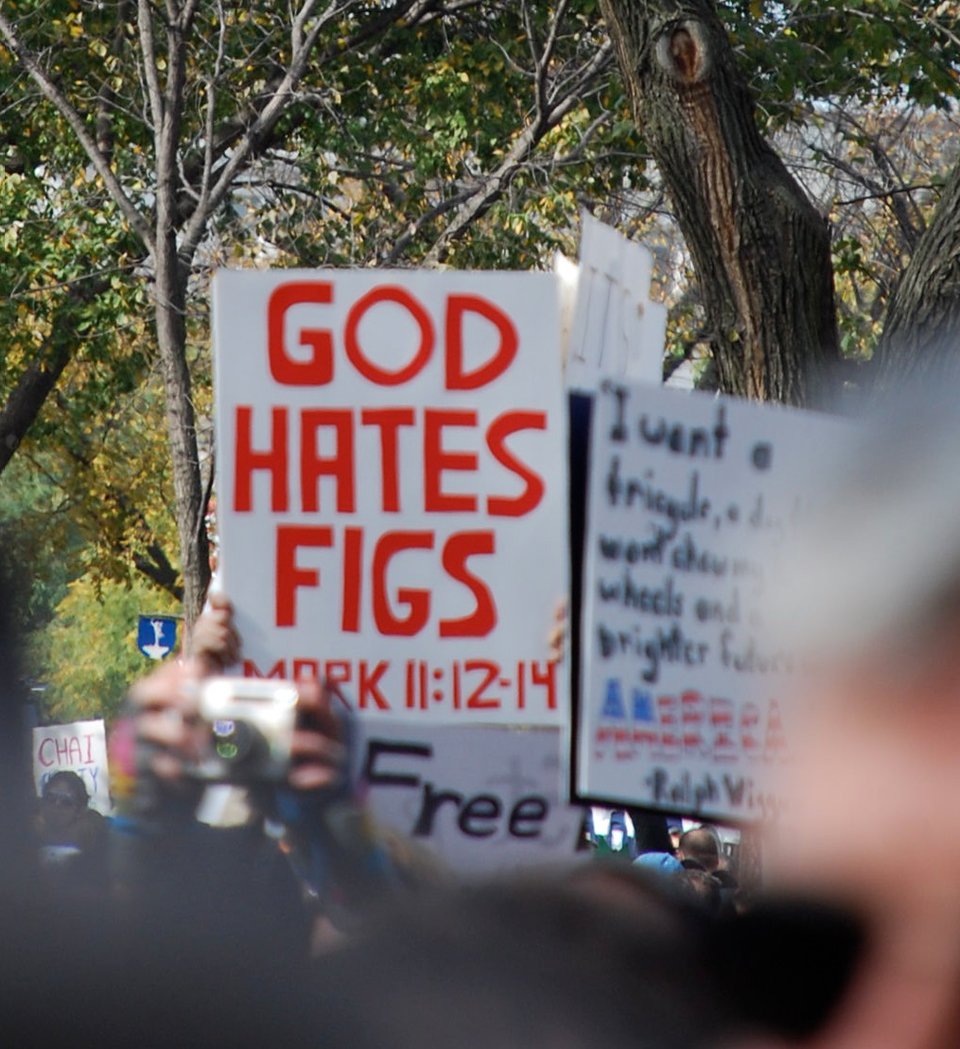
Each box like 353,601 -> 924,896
213,270 -> 568,726
564,214 -> 667,391
356,720 -> 583,876
576,382 -> 848,822
33,719 -> 111,816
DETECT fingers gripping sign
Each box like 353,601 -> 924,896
125,596 -> 351,799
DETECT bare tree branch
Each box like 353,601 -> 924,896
421,39 -> 614,264
179,0 -> 343,258
137,0 -> 165,137
0,12 -> 157,255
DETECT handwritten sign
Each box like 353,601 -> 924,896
575,382 -> 847,822
357,720 -> 583,875
32,719 -> 111,816
213,270 -> 568,725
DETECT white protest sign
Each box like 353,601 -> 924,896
33,719 -> 111,816
357,720 -> 583,876
575,382 -> 848,822
564,214 -> 667,391
213,270 -> 568,725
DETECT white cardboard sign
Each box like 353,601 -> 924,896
33,719 -> 111,816
213,270 -> 569,725
356,720 -> 583,875
563,214 -> 667,391
576,382 -> 847,822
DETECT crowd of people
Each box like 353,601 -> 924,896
5,382 -> 960,1048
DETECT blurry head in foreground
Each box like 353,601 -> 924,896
307,872 -> 744,1049
765,380 -> 960,1048
0,532 -> 34,891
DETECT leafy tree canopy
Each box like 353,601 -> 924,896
2,0 -> 959,718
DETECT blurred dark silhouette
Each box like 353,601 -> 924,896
306,871 -> 746,1049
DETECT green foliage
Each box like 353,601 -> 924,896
2,0 -> 960,705
30,574 -> 180,725
224,2 -> 645,272
718,0 -> 960,129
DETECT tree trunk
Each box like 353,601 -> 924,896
152,243 -> 210,630
0,334 -> 73,474
148,4 -> 209,632
875,159 -> 960,387
599,0 -> 840,407
0,278 -> 108,475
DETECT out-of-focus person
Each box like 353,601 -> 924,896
108,591 -> 400,955
677,826 -> 721,873
34,770 -> 109,895
307,871 -> 751,1049
761,382 -> 960,1049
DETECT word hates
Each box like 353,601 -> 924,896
594,681 -> 787,762
233,406 -> 546,518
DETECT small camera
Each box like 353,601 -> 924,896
186,677 -> 299,783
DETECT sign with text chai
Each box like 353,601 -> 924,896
213,270 -> 569,726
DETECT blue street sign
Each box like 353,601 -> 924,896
137,615 -> 178,660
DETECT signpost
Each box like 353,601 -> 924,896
137,615 -> 178,660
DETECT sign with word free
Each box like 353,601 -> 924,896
213,270 -> 569,725
33,719 -> 111,816
575,382 -> 847,822
356,719 -> 583,876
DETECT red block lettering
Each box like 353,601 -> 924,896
486,410 -> 546,517
276,525 -> 333,627
372,531 -> 434,636
358,661 -> 391,710
268,281 -> 335,385
234,406 -> 289,512
424,409 -> 478,513
361,407 -> 415,512
445,294 -> 518,390
292,660 -> 321,680
345,286 -> 434,386
324,661 -> 353,691
300,409 -> 355,513
342,526 -> 363,633
439,531 -> 497,637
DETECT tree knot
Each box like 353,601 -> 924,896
656,20 -> 711,85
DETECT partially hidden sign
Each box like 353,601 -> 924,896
575,381 -> 847,822
213,271 -> 569,726
356,720 -> 583,876
33,719 -> 112,816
